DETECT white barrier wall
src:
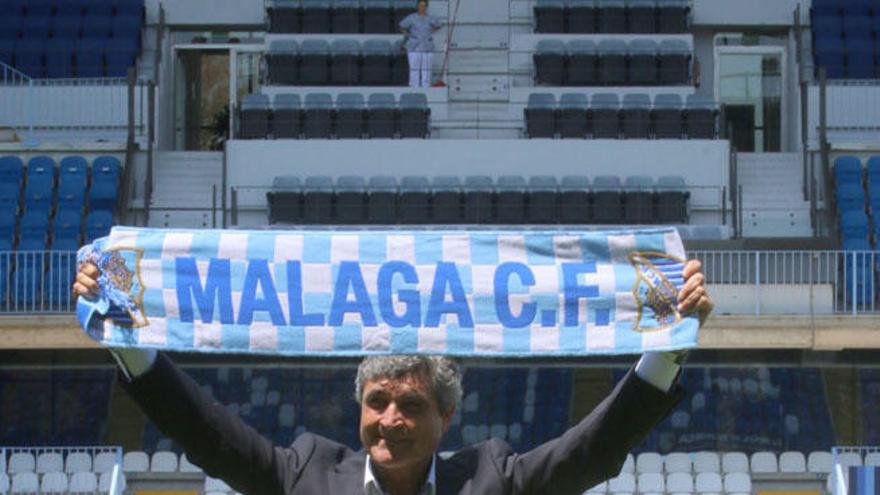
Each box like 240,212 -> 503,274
161,0 -> 265,26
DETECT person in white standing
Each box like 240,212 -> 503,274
399,0 -> 442,87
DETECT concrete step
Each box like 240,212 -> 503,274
151,151 -> 223,208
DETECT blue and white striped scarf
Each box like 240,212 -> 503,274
76,227 -> 698,356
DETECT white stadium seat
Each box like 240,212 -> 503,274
808,451 -> 833,474
0,473 -> 9,493
151,451 -> 179,472
206,476 -> 233,493
693,452 -> 720,473
585,480 -> 607,493
779,451 -> 806,473
750,451 -> 778,473
36,452 -> 64,474
721,452 -> 749,473
608,472 -> 635,493
69,471 -> 98,492
0,454 -> 5,475
637,472 -> 664,494
694,472 -> 723,494
664,452 -> 692,473
666,472 -> 694,494
40,471 -> 68,494
723,472 -> 752,495
620,454 -> 635,473
122,451 -> 149,473
8,452 -> 35,474
838,452 -> 863,467
11,472 -> 39,493
65,452 -> 93,473
865,452 -> 880,466
179,453 -> 202,473
93,452 -> 118,474
637,453 -> 663,473
99,471 -> 127,493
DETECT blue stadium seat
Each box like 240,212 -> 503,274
46,38 -> 75,78
867,156 -> 880,188
51,15 -> 83,39
57,0 -> 87,16
843,14 -> 873,40
527,176 -> 558,223
14,39 -> 46,78
366,176 -> 397,224
52,209 -> 82,251
0,40 -> 14,65
837,183 -> 866,213
22,16 -> 51,39
366,93 -> 396,138
399,176 -> 431,224
105,37 -> 138,76
83,0 -> 114,16
76,38 -> 105,77
0,0 -> 24,17
0,156 -> 24,183
841,210 -> 869,240
335,92 -> 366,138
0,209 -> 16,245
272,93 -> 302,138
813,36 -> 846,78
302,175 -> 334,224
525,93 -> 557,138
111,14 -> 142,40
81,15 -> 113,39
361,39 -> 393,85
431,176 -> 463,224
25,0 -> 53,16
558,93 -> 588,138
84,210 -> 112,242
25,156 -> 56,213
0,16 -> 21,41
57,156 -> 88,211
19,209 -> 50,246
335,175 -> 366,224
811,13 -> 842,37
115,0 -> 145,20
835,156 -> 864,185
89,156 -> 121,212
534,39 -> 565,85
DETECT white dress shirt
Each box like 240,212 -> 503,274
364,455 -> 436,495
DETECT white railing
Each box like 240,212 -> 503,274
3,446 -> 124,495
0,62 -> 148,142
830,446 -> 880,495
0,251 -> 78,314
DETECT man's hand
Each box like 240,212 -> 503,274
72,262 -> 100,301
678,259 -> 713,326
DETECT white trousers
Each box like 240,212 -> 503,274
407,51 -> 433,87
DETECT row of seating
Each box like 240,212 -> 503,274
0,471 -> 121,494
596,471 -> 751,495
812,0 -> 880,79
1,209 -> 113,249
0,0 -> 144,18
534,0 -> 690,34
239,92 -> 429,139
835,156 -> 880,246
0,13 -> 141,41
268,0 -> 416,34
618,451 -> 844,475
525,93 -> 717,139
534,39 -> 691,86
0,37 -> 138,79
266,39 -> 408,86
266,174 -> 689,225
3,451 -> 120,475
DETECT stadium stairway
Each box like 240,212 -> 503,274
738,153 -> 813,238
146,152 -> 224,228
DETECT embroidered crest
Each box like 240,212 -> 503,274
99,247 -> 148,328
628,251 -> 684,332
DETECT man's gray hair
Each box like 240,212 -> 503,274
355,355 -> 462,415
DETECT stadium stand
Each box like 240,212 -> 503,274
535,0 -> 690,34
267,0 -> 407,34
811,0 -> 880,78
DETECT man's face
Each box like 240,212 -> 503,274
359,372 -> 453,474
417,1 -> 427,15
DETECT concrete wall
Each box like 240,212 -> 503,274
160,0 -> 265,26
692,0 -> 808,27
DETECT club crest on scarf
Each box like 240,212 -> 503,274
628,251 -> 685,332
79,243 -> 148,328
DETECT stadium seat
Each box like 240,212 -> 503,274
8,452 -> 36,473
273,93 -> 302,139
98,471 -> 127,493
694,472 -> 722,493
179,453 -> 202,473
525,93 -> 557,138
0,39 -> 14,66
14,39 -> 46,78
89,156 -> 121,212
82,14 -> 113,39
665,453 -> 692,473
813,36 -> 846,78
684,95 -> 717,139
150,451 -> 178,472
722,452 -> 749,473
431,176 -> 463,224
636,452 -> 663,473
835,156 -> 863,184
363,0 -> 392,33
657,0 -> 689,33
666,472 -> 693,494
779,451 -> 806,473
335,93 -> 366,138
628,0 -> 657,33
568,0 -> 596,33
366,92 -> 397,138
534,39 -> 566,86
692,451 -> 720,473
93,452 -> 118,474
332,0 -> 360,33
362,39 -> 393,85
750,452 -> 778,473
527,176 -> 558,223
658,39 -> 690,85
301,0 -> 331,33
36,452 -> 64,474
330,39 -> 360,85
567,40 -> 598,86
837,184 -> 866,213
0,210 -> 15,246
116,0 -> 145,19
68,472 -> 98,492
11,472 -> 39,493
122,451 -> 148,473
723,472 -> 751,495
0,474 -> 7,494
76,38 -> 105,77
57,156 -> 87,211
597,0 -> 626,33
846,39 -> 874,79
0,156 -> 23,212
239,93 -> 271,139
299,39 -> 331,85
46,38 -> 75,78
558,93 -> 588,138
838,452 -> 864,467
52,209 -> 81,246
657,175 -> 688,221
597,39 -> 627,85
560,175 -> 590,223
267,176 -> 303,224
592,175 -> 623,223
390,39 -> 409,86
399,176 -> 431,224
205,476 -> 232,493
638,472 -> 664,494
367,176 -> 398,224
496,175 -> 527,224
22,16 -> 50,40
85,210 -> 113,242
25,156 -> 56,213
534,0 -> 564,33
653,93 -> 684,139
622,93 -> 651,138
105,37 -> 139,77
267,40 -> 299,84
586,480 -> 607,493
841,210 -> 869,240
628,39 -> 658,84
864,452 -> 880,466
41,471 -> 68,493
112,14 -> 142,39
590,93 -> 620,139
608,472 -> 636,493
463,175 -> 495,223
268,0 -> 300,33
51,14 -> 82,38
335,175 -> 367,223
399,93 -> 430,138
302,175 -> 334,224
303,93 -> 334,139
623,175 -> 655,223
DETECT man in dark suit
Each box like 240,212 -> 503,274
74,260 -> 712,495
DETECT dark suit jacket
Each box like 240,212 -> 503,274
124,353 -> 683,495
